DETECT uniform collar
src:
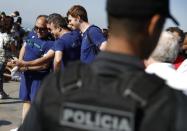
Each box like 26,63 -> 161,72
92,51 -> 145,74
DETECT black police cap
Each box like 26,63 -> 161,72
106,0 -> 179,25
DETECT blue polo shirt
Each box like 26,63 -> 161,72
23,37 -> 54,61
81,25 -> 106,64
54,30 -> 81,69
26,30 -> 37,39
19,32 -> 54,102
25,31 -> 53,66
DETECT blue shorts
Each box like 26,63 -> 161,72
19,71 -> 48,102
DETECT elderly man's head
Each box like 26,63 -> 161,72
34,15 -> 48,39
151,31 -> 182,63
166,27 -> 184,44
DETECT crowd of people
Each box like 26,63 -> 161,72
0,9 -> 108,99
1,6 -> 108,131
1,0 -> 187,131
0,11 -> 26,99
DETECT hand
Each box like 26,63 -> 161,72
12,60 -> 26,67
18,66 -> 28,72
6,61 -> 17,67
144,57 -> 158,67
182,44 -> 187,50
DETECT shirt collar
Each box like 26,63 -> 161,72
93,51 -> 145,72
81,24 -> 92,36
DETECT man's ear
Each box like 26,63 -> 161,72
57,27 -> 62,32
76,16 -> 82,23
148,14 -> 162,36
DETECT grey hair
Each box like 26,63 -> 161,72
151,31 -> 181,63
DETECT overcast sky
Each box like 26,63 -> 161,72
0,0 -> 187,31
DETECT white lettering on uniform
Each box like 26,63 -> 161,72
112,116 -> 119,130
74,111 -> 85,124
85,112 -> 94,126
60,103 -> 133,131
101,115 -> 112,129
119,119 -> 131,131
63,109 -> 73,121
95,112 -> 101,127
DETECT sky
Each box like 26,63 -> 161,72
0,0 -> 187,31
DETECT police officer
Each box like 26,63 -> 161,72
19,0 -> 187,131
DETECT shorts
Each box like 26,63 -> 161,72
19,71 -> 48,102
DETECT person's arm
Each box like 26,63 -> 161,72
99,41 -> 107,51
54,51 -> 63,71
88,26 -> 107,51
19,64 -> 49,72
19,42 -> 26,61
22,49 -> 54,66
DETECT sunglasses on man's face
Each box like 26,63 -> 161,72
34,26 -> 47,32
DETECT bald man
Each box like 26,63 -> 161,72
18,15 -> 53,122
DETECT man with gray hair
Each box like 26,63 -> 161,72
145,31 -> 187,92
150,31 -> 181,63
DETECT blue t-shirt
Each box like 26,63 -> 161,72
23,37 -> 54,61
54,30 -> 81,68
43,41 -> 54,54
25,30 -> 37,40
23,32 -> 54,75
81,25 -> 106,64
23,31 -> 54,60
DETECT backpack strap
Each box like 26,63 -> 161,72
123,72 -> 165,107
86,25 -> 101,54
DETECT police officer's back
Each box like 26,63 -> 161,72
19,0 -> 187,131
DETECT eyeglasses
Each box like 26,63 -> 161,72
47,28 -> 51,32
34,26 -> 47,32
68,19 -> 71,23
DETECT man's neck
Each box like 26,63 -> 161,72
144,57 -> 160,67
59,29 -> 70,38
79,22 -> 90,33
105,36 -> 137,56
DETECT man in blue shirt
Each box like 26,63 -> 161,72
48,15 -> 81,71
18,15 -> 53,122
15,14 -> 81,72
67,5 -> 107,63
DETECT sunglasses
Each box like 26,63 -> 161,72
34,26 -> 47,32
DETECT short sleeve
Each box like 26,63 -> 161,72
43,41 -> 54,53
88,26 -> 106,47
54,39 -> 65,52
